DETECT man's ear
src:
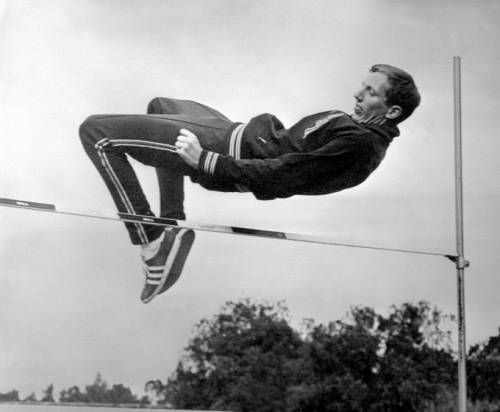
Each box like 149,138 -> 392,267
385,105 -> 402,121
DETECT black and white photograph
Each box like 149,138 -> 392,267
1,1 -> 499,411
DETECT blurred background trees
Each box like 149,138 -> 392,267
59,372 -> 142,405
1,298 -> 500,411
162,299 -> 459,412
467,329 -> 500,403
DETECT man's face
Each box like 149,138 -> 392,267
351,72 -> 392,123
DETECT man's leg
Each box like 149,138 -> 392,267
79,114 -> 190,244
146,97 -> 232,219
147,97 -> 231,121
79,113 -> 228,302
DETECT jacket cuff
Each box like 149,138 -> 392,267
198,150 -> 220,176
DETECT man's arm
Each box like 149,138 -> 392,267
176,129 -> 371,199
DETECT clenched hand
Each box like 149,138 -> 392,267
175,129 -> 203,168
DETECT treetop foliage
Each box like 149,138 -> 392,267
161,298 -> 462,412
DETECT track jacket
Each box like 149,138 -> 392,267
194,110 -> 399,200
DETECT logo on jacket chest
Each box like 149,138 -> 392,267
303,112 -> 344,139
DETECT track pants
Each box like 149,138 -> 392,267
79,97 -> 233,245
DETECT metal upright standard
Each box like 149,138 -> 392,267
452,56 -> 469,412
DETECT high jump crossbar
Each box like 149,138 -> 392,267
0,196 -> 453,258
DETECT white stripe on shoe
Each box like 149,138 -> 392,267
142,228 -> 193,303
155,229 -> 185,290
143,268 -> 162,286
157,228 -> 195,295
146,266 -> 166,271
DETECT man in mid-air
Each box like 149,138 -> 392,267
80,63 -> 421,303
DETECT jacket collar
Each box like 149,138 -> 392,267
362,122 -> 400,143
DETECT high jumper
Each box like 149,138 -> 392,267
79,64 -> 421,303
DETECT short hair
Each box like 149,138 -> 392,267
370,64 -> 421,123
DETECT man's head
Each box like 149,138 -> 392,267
351,64 -> 421,125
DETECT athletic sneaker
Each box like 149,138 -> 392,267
140,227 -> 195,303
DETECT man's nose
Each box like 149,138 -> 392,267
354,89 -> 363,102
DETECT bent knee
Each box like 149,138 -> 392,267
147,97 -> 163,114
79,115 -> 105,145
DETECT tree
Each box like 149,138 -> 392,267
289,302 -> 456,412
165,299 -> 304,412
41,383 -> 55,402
59,373 -> 140,404
59,385 -> 86,403
22,392 -> 37,402
145,379 -> 167,406
286,307 -> 381,412
468,327 -> 500,402
372,302 -> 456,411
164,298 -> 457,412
84,372 -> 108,403
0,390 -> 19,402
107,383 -> 140,404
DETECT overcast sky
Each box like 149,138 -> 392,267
1,0 -> 499,399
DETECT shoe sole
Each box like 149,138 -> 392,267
142,228 -> 195,303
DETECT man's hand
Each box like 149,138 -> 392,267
175,129 -> 203,168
